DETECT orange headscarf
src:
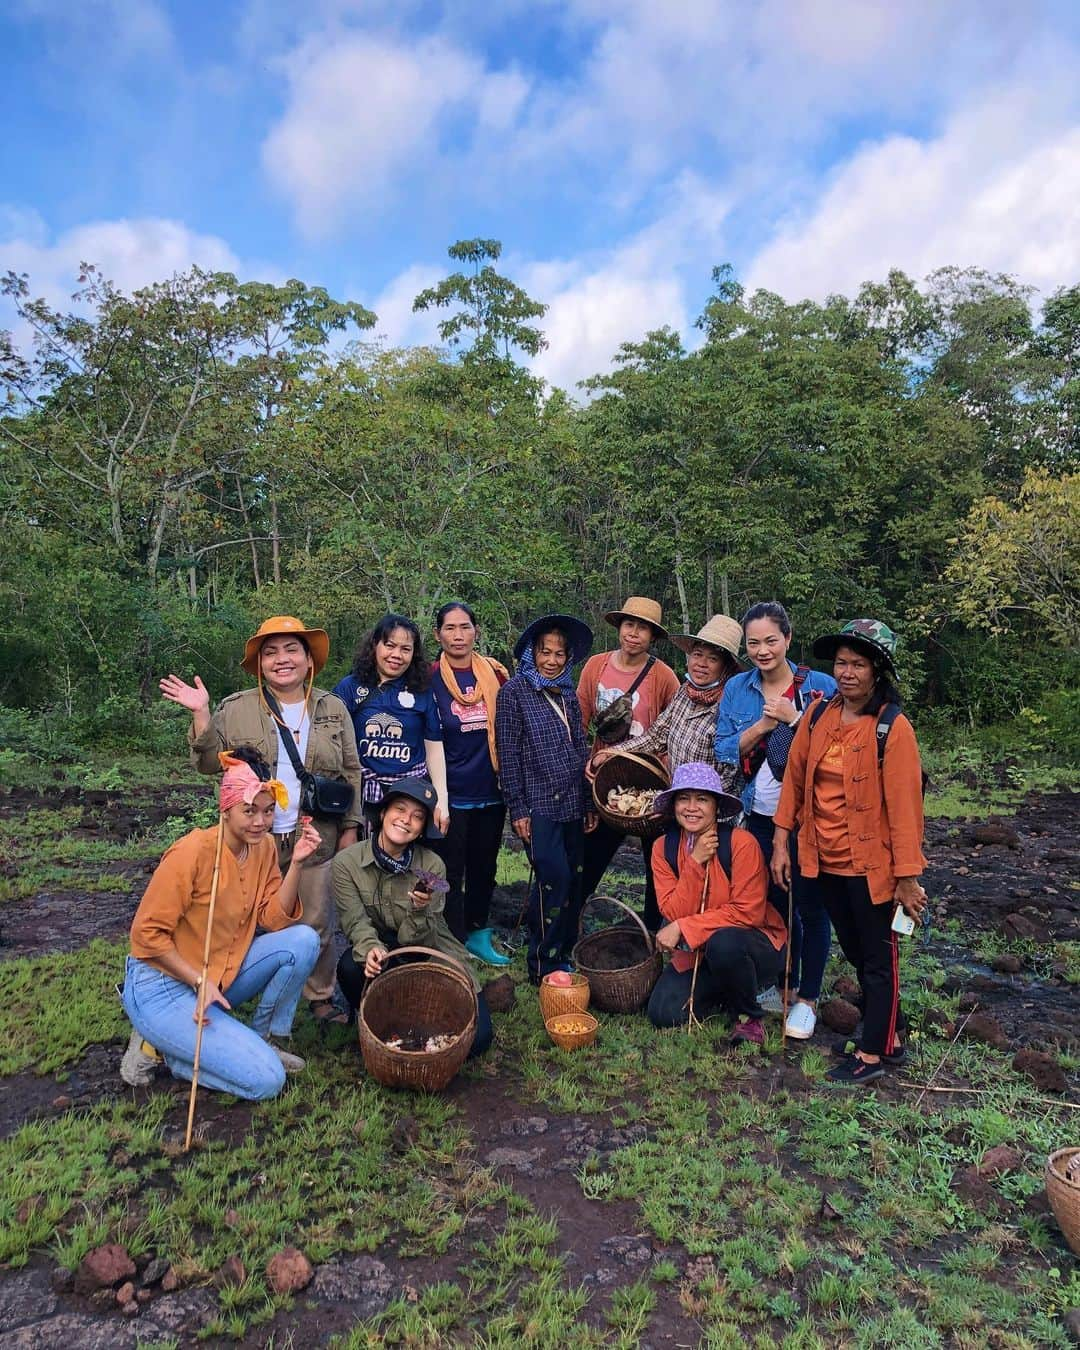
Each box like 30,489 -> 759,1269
218,751 -> 289,813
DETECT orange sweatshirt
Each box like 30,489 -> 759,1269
651,827 -> 786,973
774,697 -> 926,904
130,827 -> 303,991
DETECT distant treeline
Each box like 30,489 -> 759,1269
1,242 -> 1076,747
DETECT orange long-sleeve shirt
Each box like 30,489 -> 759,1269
774,697 -> 926,904
130,827 -> 303,991
650,827 -> 786,973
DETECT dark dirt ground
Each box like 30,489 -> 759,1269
0,787 -> 1078,1347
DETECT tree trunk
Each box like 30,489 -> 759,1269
270,491 -> 281,585
235,475 -> 261,590
720,571 -> 730,618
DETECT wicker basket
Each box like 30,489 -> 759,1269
592,751 -> 670,840
1046,1147 -> 1080,1254
358,946 -> 477,1091
539,971 -> 591,1021
545,1011 -> 599,1051
572,896 -> 662,1013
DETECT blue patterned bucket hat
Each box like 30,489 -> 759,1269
652,761 -> 742,820
513,613 -> 594,667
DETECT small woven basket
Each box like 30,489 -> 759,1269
539,971 -> 591,1021
545,1011 -> 599,1051
592,751 -> 670,839
358,946 -> 477,1091
572,896 -> 662,1013
1045,1147 -> 1080,1254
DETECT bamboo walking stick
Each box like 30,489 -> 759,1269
183,813 -> 226,1152
686,856 -> 710,1033
781,875 -> 795,1049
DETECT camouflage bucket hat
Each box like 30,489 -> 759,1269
812,618 -> 898,673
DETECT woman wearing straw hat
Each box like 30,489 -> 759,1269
120,752 -> 322,1097
647,762 -> 786,1042
159,616 -> 363,1026
772,619 -> 927,1086
495,613 -> 597,983
714,601 -> 837,1042
577,596 -> 679,931
592,615 -> 744,776
331,777 -> 493,1055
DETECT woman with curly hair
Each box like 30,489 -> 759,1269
334,614 -> 449,834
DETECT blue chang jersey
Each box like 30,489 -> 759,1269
332,675 -> 442,777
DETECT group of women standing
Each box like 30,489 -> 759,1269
121,594 -> 926,1098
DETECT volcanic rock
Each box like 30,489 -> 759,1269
75,1244 -> 136,1294
266,1246 -> 313,1295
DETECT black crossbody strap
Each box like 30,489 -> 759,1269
625,654 -> 655,700
261,688 -> 309,781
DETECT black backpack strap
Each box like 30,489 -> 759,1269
791,663 -> 811,711
663,826 -> 681,878
808,695 -> 831,733
875,702 -> 900,766
663,822 -> 732,883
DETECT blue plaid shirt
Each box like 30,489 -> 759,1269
495,673 -> 589,823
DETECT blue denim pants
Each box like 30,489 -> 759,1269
745,812 -> 832,1001
122,925 -> 320,1101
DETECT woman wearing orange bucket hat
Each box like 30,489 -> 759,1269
159,616 -> 364,1025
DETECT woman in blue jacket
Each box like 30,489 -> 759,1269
714,601 -> 836,1040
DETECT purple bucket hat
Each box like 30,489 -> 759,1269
652,761 -> 742,820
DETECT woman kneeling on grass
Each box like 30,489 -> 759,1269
772,619 -> 926,1087
120,752 -> 322,1099
648,762 -> 787,1043
331,779 -> 493,1055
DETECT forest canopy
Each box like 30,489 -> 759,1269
1,241 -> 1077,750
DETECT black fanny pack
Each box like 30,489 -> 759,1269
592,656 -> 655,745
263,690 -> 355,820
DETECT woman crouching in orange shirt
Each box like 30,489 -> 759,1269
772,620 -> 927,1086
120,752 -> 321,1099
648,762 -> 787,1045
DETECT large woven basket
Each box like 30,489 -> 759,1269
592,751 -> 670,839
358,946 -> 477,1091
539,971 -> 591,1021
1046,1147 -> 1080,1254
572,896 -> 662,1013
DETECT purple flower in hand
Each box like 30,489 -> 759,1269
412,867 -> 449,894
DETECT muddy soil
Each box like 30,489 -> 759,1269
0,786 -> 1077,1347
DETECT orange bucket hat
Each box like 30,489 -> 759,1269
241,616 -> 330,676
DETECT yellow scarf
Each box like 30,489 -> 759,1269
438,652 -> 508,773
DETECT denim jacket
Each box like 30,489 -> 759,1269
714,662 -> 838,815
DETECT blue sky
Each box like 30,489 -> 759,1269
2,0 -> 1079,390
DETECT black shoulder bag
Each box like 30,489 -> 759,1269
592,655 -> 656,745
262,690 -> 355,820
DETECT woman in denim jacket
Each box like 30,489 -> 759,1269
714,602 -> 836,1040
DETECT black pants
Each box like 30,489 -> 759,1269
429,802 -> 507,941
647,927 -> 783,1027
578,819 -> 660,931
816,873 -> 904,1056
336,948 -> 493,1057
526,815 -> 584,980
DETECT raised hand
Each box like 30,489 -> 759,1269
160,673 -> 210,716
291,816 -> 322,864
690,825 -> 719,867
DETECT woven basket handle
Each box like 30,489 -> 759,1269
605,750 -> 668,778
378,945 -> 475,991
578,895 -> 655,953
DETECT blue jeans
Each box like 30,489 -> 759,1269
526,815 -> 584,980
745,812 -> 832,1001
122,925 -> 320,1101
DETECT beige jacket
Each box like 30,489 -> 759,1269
189,686 -> 364,863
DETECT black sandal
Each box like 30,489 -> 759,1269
310,998 -> 349,1026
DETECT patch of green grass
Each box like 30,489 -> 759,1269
0,937 -> 128,1074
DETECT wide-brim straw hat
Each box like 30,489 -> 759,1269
812,618 -> 898,674
603,595 -> 668,641
513,613 -> 594,667
241,615 -> 330,676
652,761 -> 742,820
365,778 -> 443,841
669,614 -> 744,665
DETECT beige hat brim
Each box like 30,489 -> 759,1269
669,633 -> 744,666
603,609 -> 669,641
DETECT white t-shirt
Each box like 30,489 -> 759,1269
273,711 -> 310,833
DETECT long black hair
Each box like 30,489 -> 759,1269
740,600 -> 792,637
352,614 -> 430,692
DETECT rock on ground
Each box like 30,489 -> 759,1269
74,1244 -> 136,1294
1013,1048 -> 1068,1094
819,998 -> 860,1034
960,1013 -> 1010,1050
977,1145 -> 1024,1177
266,1246 -> 313,1295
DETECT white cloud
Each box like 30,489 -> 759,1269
364,263 -> 445,349
262,32 -> 529,236
745,87 -> 1080,301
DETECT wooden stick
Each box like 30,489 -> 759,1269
184,813 -> 226,1152
898,1083 -> 1080,1111
781,876 -> 794,1049
914,1006 -> 978,1109
509,857 -> 535,949
686,857 -> 710,1033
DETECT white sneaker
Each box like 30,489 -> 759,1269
120,1028 -> 161,1086
266,1036 -> 306,1074
757,986 -> 785,1014
784,1001 -> 817,1040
